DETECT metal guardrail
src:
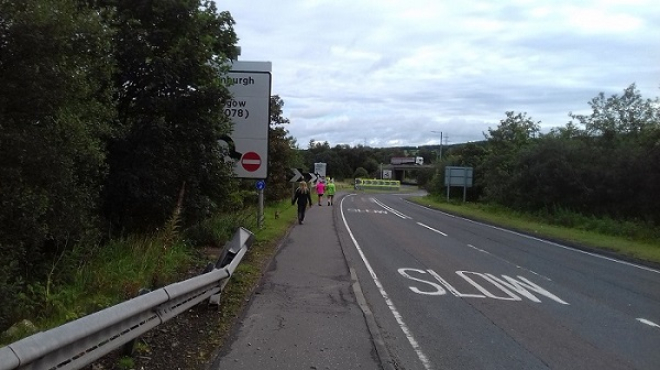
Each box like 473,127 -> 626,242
0,227 -> 255,370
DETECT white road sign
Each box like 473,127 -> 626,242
223,61 -> 272,179
314,162 -> 327,178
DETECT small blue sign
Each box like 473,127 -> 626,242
255,180 -> 266,190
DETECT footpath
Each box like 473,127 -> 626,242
209,194 -> 390,370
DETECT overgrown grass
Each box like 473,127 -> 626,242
184,207 -> 257,248
1,233 -> 196,345
409,194 -> 660,264
0,200 -> 299,347
1,204 -> 252,344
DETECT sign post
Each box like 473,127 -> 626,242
222,61 -> 272,179
255,180 -> 265,228
222,61 -> 271,227
444,166 -> 473,202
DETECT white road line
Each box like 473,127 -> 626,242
466,243 -> 552,281
407,202 -> 660,275
467,243 -> 491,255
341,195 -> 433,370
416,222 -> 448,237
372,198 -> 411,219
637,318 -> 660,329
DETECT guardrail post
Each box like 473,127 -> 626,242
216,227 -> 255,269
209,228 -> 255,307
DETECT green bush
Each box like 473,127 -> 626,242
0,245 -> 25,332
184,209 -> 257,248
353,167 -> 369,178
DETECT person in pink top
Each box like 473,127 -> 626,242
315,180 -> 326,206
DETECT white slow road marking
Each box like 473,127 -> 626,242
372,198 -> 411,219
416,222 -> 448,237
637,318 -> 660,329
341,195 -> 433,370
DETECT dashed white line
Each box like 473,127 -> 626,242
467,244 -> 552,281
416,222 -> 448,237
637,318 -> 660,329
467,243 -> 491,255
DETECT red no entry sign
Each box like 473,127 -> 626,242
241,151 -> 261,172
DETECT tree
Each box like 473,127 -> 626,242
569,83 -> 660,139
485,111 -> 541,149
353,167 -> 369,178
506,137 -> 593,211
482,112 -> 541,205
265,95 -> 298,201
0,0 -> 116,330
475,86 -> 660,223
417,147 -> 435,165
329,144 -> 355,180
564,84 -> 660,221
99,0 -> 240,231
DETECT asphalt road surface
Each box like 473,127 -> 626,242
336,193 -> 660,370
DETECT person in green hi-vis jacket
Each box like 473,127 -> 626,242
326,178 -> 336,206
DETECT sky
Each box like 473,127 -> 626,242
215,0 -> 660,148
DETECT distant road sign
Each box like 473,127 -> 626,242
444,166 -> 473,187
314,162 -> 327,178
255,180 -> 265,190
289,168 -> 318,184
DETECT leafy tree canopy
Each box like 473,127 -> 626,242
569,83 -> 660,138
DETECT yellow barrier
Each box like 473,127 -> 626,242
354,178 -> 401,190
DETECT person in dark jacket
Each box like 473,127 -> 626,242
292,181 -> 313,224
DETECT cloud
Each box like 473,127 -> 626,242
218,0 -> 660,148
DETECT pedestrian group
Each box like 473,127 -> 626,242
291,178 -> 336,225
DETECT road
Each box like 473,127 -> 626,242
336,193 -> 660,370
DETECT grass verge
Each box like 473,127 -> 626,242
409,195 -> 660,265
0,232 -> 197,345
0,200 -> 295,346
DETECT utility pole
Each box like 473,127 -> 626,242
431,131 -> 443,162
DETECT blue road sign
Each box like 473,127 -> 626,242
255,180 -> 266,190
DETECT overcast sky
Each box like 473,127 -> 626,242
216,0 -> 659,148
